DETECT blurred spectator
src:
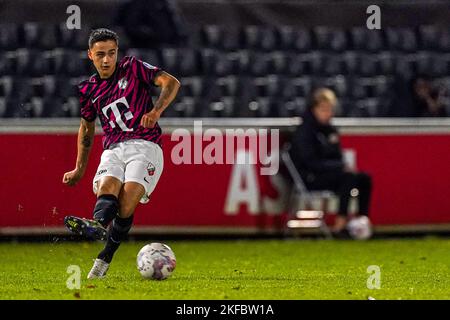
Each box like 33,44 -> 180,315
115,0 -> 188,48
410,76 -> 447,117
389,75 -> 447,117
289,88 -> 373,236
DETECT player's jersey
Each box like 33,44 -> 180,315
78,56 -> 163,150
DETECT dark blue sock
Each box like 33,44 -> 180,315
93,194 -> 119,227
98,215 -> 134,263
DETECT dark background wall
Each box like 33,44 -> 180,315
0,0 -> 449,27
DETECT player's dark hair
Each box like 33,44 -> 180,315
88,28 -> 119,48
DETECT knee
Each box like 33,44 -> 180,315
97,177 -> 121,197
97,183 -> 119,197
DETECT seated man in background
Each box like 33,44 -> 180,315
289,88 -> 373,237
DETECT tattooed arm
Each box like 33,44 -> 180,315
63,118 -> 96,186
140,71 -> 181,128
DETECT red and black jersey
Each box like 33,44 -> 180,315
78,56 -> 163,149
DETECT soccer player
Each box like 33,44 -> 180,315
62,28 -> 180,279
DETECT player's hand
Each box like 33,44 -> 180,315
62,169 -> 84,186
140,109 -> 161,128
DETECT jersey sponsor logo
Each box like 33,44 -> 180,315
102,97 -> 134,132
147,162 -> 156,176
118,77 -> 128,90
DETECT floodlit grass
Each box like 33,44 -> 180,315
1,238 -> 449,300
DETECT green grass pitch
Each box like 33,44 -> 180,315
1,238 -> 449,300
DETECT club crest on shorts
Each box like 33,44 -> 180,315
118,77 -> 128,90
147,162 -> 156,176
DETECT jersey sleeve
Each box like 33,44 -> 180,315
78,83 -> 97,122
128,56 -> 162,87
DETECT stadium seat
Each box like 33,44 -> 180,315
260,27 -> 278,51
204,96 -> 236,117
2,97 -> 21,118
439,29 -> 450,51
39,24 -> 60,50
0,52 -> 17,76
58,24 -> 92,50
160,48 -> 179,74
282,77 -> 312,99
243,25 -> 260,50
214,51 -> 245,76
222,28 -> 242,51
385,28 -> 418,52
394,54 -> 416,78
252,75 -> 283,98
322,53 -> 346,76
243,26 -> 279,51
287,52 -> 321,76
201,25 -> 222,48
313,26 -> 348,52
10,77 -> 33,102
377,52 -> 396,75
239,97 -> 275,117
249,52 -> 272,76
0,97 -> 6,117
170,97 -> 198,117
351,27 -> 384,52
419,25 -> 441,50
316,76 -> 348,98
351,98 -> 383,117
278,97 -> 307,117
200,48 -> 218,75
178,76 -> 203,97
0,76 -> 14,98
179,48 -> 200,76
0,24 -> 20,50
268,51 -> 289,74
278,25 -> 296,50
126,48 -> 161,67
21,22 -> 41,48
293,28 -> 312,52
358,53 -> 379,76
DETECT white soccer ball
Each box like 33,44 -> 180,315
347,216 -> 373,240
137,243 -> 176,280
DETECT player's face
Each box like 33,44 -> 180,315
88,40 -> 118,79
313,101 -> 335,125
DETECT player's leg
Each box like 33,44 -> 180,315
65,149 -> 125,240
96,182 -> 145,264
88,140 -> 163,278
88,183 -> 144,279
93,176 -> 122,226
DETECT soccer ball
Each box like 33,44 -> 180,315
347,216 -> 373,240
137,243 -> 176,280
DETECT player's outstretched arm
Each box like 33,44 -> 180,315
140,71 -> 181,128
62,118 -> 96,186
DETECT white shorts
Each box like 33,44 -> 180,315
93,139 -> 164,204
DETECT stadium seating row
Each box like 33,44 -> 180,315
0,93 -> 393,119
1,23 -> 450,52
1,48 -> 449,78
0,75 -> 397,99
